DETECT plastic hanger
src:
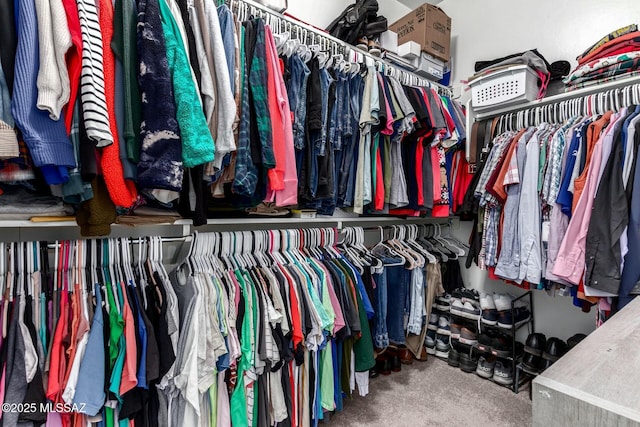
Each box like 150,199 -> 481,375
0,242 -> 6,299
370,226 -> 405,267
8,243 -> 15,302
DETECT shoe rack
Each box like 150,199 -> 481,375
448,291 -> 535,394
481,291 -> 534,394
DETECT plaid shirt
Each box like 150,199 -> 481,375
484,206 -> 502,267
249,19 -> 275,169
541,120 -> 576,205
233,25 -> 258,196
476,132 -> 515,207
478,207 -> 488,270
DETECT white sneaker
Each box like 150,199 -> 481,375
493,293 -> 513,312
494,293 -> 527,312
436,316 -> 451,335
450,299 -> 466,316
480,292 -> 496,310
427,313 -> 439,331
451,299 -> 480,320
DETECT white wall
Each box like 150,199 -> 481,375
439,0 -> 640,100
285,0 -> 411,30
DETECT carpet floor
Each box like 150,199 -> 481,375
328,357 -> 532,427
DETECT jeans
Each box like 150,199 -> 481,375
372,270 -> 389,348
407,269 -> 425,335
386,264 -> 410,345
288,55 -> 310,150
318,68 -> 334,155
343,136 -> 357,207
0,59 -> 12,126
217,4 -> 236,95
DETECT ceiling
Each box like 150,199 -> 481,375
397,0 -> 444,7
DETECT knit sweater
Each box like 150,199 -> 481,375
34,0 -> 72,121
136,0 -> 183,192
76,0 -> 114,147
158,0 -> 214,168
11,0 -> 75,185
99,0 -> 138,208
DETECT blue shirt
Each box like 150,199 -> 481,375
556,120 -> 591,217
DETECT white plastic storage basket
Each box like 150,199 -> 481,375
470,65 -> 540,110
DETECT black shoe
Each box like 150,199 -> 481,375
490,336 -> 512,358
376,356 -> 391,376
459,352 -> 478,373
475,333 -> 493,353
448,347 -> 461,367
497,306 -> 531,329
567,333 -> 587,350
493,359 -> 514,385
452,287 -> 480,303
370,365 -> 380,378
391,354 -> 402,372
541,337 -> 568,369
524,333 -> 547,357
522,353 -> 542,374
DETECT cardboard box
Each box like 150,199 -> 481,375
389,4 -> 451,62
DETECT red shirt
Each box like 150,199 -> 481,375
99,0 -> 138,208
61,0 -> 83,133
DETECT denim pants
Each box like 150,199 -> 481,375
372,270 -> 388,349
386,265 -> 410,345
407,268 -> 425,335
318,68 -> 334,156
0,60 -> 12,126
288,55 -> 310,150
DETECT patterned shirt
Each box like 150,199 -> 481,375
248,19 -> 275,169
484,206 -> 502,267
541,119 -> 578,205
232,25 -> 258,196
476,132 -> 516,206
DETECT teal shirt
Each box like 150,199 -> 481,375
158,0 -> 214,168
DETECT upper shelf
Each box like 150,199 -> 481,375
0,216 -> 458,242
472,74 -> 640,120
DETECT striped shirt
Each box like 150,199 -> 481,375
76,0 -> 114,147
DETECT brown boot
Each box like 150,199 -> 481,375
398,346 -> 413,365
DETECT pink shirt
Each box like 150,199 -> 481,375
264,26 -> 298,207
319,264 -> 345,335
552,112 -> 623,284
119,281 -> 138,395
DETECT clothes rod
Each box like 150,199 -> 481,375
225,0 -> 452,96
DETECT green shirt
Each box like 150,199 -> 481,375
158,0 -> 215,168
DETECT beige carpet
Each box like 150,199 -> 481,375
327,357 -> 532,427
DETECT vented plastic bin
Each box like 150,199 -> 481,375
470,65 -> 540,110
